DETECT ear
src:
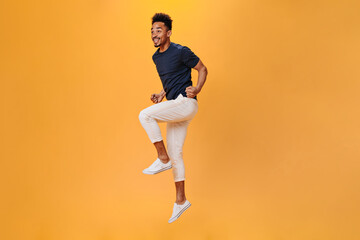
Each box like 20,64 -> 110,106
167,30 -> 172,37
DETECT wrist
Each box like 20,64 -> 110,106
195,86 -> 201,93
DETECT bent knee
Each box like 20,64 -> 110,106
138,110 -> 146,122
139,110 -> 151,123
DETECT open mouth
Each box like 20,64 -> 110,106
153,38 -> 160,44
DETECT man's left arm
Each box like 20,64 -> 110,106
185,60 -> 208,98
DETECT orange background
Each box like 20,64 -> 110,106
1,0 -> 360,239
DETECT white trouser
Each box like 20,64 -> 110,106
139,94 -> 198,182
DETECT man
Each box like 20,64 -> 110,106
139,13 -> 208,223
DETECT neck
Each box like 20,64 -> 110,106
159,40 -> 171,53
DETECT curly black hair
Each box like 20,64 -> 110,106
152,13 -> 172,30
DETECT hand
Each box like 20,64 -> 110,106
185,86 -> 199,98
150,93 -> 164,104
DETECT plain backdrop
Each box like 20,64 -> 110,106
1,0 -> 360,239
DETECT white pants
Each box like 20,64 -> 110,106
139,94 -> 198,182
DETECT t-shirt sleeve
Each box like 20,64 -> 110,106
181,46 -> 200,68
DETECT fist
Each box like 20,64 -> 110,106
185,86 -> 199,98
150,93 -> 163,104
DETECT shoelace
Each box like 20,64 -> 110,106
151,160 -> 161,168
171,204 -> 185,217
151,159 -> 165,169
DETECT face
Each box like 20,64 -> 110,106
151,22 -> 171,48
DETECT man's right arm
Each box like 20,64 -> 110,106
185,59 -> 208,98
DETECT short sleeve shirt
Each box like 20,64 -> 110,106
152,42 -> 200,100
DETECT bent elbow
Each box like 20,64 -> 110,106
203,66 -> 208,75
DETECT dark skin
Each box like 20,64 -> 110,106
150,21 -> 208,205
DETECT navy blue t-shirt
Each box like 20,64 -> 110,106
152,42 -> 200,100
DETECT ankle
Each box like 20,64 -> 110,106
175,197 -> 186,205
158,155 -> 170,163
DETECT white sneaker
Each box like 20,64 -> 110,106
142,158 -> 172,175
168,200 -> 191,223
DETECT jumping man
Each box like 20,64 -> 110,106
139,13 -> 208,223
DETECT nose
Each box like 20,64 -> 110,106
153,31 -> 160,38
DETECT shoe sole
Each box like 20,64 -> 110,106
168,202 -> 191,223
142,165 -> 172,175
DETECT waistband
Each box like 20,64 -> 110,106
176,93 -> 197,102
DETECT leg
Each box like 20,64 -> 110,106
167,120 -> 191,204
154,141 -> 170,164
139,95 -> 198,223
139,94 -> 197,163
175,181 -> 186,205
